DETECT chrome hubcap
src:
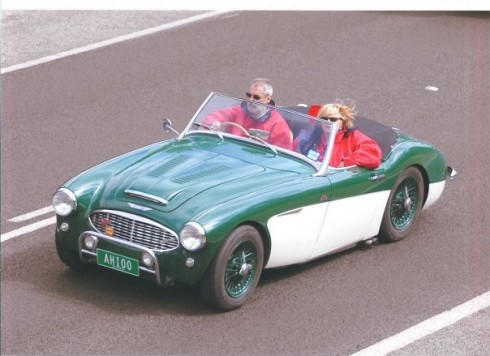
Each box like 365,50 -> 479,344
239,262 -> 253,276
404,186 -> 413,211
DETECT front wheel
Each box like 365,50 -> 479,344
200,225 -> 264,311
379,167 -> 425,242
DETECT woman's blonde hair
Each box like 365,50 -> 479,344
317,100 -> 357,129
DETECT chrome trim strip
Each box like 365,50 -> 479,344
276,208 -> 303,217
127,202 -> 153,211
182,91 -> 215,137
78,231 -> 162,285
124,189 -> 169,206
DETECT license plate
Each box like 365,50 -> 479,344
96,249 -> 140,277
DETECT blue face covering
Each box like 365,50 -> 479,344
241,101 -> 272,123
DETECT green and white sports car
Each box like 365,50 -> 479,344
53,93 -> 456,310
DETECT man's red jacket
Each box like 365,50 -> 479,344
204,106 -> 293,150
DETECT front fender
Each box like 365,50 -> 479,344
193,175 -> 332,264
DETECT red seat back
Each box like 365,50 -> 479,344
308,105 -> 322,117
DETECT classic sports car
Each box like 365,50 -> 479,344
53,93 -> 456,310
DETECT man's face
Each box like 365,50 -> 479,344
246,84 -> 271,104
244,84 -> 271,120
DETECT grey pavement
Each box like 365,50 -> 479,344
1,10 -> 207,68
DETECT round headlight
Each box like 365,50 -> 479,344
180,222 -> 207,251
52,188 -> 77,217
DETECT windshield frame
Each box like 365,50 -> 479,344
182,92 -> 338,175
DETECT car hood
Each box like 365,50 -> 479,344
96,143 -> 289,213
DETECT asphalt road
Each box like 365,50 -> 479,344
1,11 -> 489,355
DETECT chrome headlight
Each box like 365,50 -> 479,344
52,188 -> 77,217
179,222 -> 207,251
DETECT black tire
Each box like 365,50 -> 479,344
55,236 -> 89,270
379,167 -> 425,242
200,225 -> 264,311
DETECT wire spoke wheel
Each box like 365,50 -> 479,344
390,177 -> 419,229
200,225 -> 264,311
380,167 -> 424,242
224,242 -> 257,298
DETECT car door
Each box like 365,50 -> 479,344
310,165 -> 389,259
265,175 -> 332,269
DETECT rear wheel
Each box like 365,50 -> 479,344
200,225 -> 264,311
379,167 -> 425,242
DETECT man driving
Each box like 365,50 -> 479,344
204,78 -> 293,150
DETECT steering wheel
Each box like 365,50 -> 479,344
218,121 -> 250,137
213,121 -> 277,155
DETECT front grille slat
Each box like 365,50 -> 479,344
90,210 -> 179,251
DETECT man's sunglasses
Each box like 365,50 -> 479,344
246,92 -> 263,100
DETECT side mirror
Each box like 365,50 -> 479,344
162,118 -> 180,136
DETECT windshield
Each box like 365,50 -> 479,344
184,92 -> 336,170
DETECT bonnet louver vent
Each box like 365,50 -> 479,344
148,155 -> 190,177
172,165 -> 232,184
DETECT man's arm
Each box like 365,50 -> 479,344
203,106 -> 240,126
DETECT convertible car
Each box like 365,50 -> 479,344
53,93 -> 456,310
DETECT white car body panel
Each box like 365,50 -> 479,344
423,180 -> 446,210
265,190 -> 390,269
310,190 -> 390,259
266,203 -> 328,268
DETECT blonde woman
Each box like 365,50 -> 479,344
294,101 -> 381,169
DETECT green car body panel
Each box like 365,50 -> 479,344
54,93 -> 453,302
55,135 -> 447,286
56,136 -> 331,285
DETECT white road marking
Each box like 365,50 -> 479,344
1,11 -> 227,236
1,11 -> 229,74
1,216 -> 56,243
425,85 -> 439,91
351,291 -> 490,356
8,205 -> 54,222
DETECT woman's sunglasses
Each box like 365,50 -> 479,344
320,116 -> 342,123
246,92 -> 263,100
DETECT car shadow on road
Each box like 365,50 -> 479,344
46,246 -> 371,316
260,249 -> 353,284
3,235 -> 387,316
51,266 -> 211,316
258,241 -> 383,289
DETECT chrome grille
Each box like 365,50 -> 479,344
89,210 -> 179,251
